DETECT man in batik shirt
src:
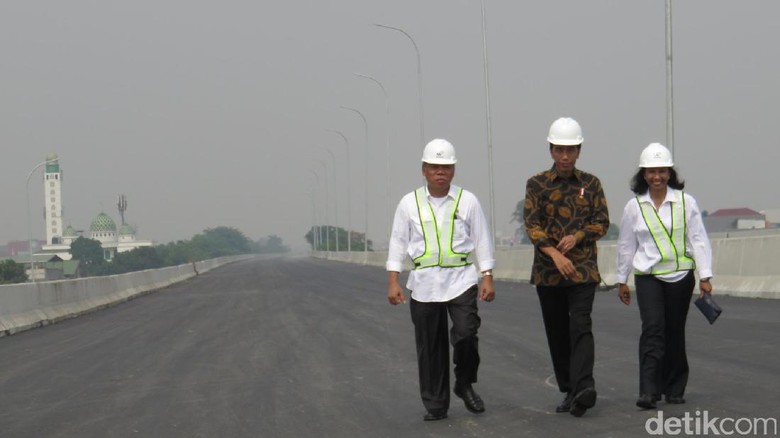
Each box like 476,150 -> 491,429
523,117 -> 609,418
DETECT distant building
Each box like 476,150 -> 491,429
43,153 -> 64,245
43,255 -> 80,281
87,212 -> 153,261
34,154 -> 154,263
704,208 -> 766,234
761,209 -> 780,228
3,240 -> 45,257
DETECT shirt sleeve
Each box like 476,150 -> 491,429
386,198 -> 410,272
466,193 -> 495,271
576,177 -> 610,244
685,194 -> 713,279
523,177 -> 553,248
616,199 -> 639,284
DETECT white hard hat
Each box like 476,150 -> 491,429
639,143 -> 674,168
421,139 -> 457,165
547,117 -> 584,146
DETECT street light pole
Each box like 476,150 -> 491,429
323,147 -> 339,252
480,0 -> 497,243
26,158 -> 55,282
307,188 -> 318,251
327,129 -> 352,253
341,106 -> 370,255
354,72 -> 392,241
375,23 -> 425,148
315,160 -> 330,254
307,170 -> 322,251
665,0 -> 675,157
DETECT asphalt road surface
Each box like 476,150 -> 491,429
1,256 -> 778,437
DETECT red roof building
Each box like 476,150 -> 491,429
705,208 -> 766,233
709,208 -> 761,217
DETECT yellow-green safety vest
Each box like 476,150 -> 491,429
635,190 -> 695,275
412,185 -> 471,269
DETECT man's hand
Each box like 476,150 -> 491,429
618,283 -> 631,305
541,245 -> 580,281
388,283 -> 406,305
556,234 -> 577,255
551,252 -> 579,281
387,271 -> 406,305
479,277 -> 495,302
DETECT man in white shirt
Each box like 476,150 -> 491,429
387,139 -> 496,421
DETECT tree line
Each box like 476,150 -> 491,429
0,226 -> 290,283
305,226 -> 372,252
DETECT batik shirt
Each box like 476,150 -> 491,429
523,166 -> 609,286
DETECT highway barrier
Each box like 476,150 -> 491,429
0,255 -> 251,337
314,234 -> 780,299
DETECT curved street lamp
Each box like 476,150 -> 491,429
327,129 -> 352,253
665,0 -> 675,156
307,169 -> 327,252
315,160 -> 330,254
480,0 -> 497,243
322,147 -> 339,252
341,106 -> 370,255
307,187 -> 318,251
374,23 -> 425,148
354,72 -> 392,240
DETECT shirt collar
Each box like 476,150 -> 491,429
425,184 -> 460,200
546,165 -> 582,182
637,189 -> 680,205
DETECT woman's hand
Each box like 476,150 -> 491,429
699,278 -> 713,297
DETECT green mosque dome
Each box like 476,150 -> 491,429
119,224 -> 136,236
89,212 -> 117,232
63,225 -> 77,237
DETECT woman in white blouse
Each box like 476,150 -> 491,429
616,143 -> 713,410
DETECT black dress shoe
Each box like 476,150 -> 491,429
570,387 -> 597,417
636,394 -> 657,410
555,393 -> 573,413
423,410 -> 448,421
665,395 -> 686,404
454,384 -> 485,413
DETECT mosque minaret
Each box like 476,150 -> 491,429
38,153 -> 153,262
43,153 -> 64,245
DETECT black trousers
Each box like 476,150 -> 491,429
536,282 -> 596,395
409,285 -> 481,413
635,271 -> 694,398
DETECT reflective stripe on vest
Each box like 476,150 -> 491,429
635,190 -> 695,275
412,186 -> 470,269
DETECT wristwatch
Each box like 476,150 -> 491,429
481,270 -> 493,278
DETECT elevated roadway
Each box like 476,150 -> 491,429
1,256 -> 777,437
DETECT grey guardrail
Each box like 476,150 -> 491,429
312,234 -> 780,299
0,255 -> 253,337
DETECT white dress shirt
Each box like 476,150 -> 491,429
386,184 -> 496,302
616,190 -> 713,284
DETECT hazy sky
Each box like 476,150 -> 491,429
2,1 -> 779,251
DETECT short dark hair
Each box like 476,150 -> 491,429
422,162 -> 455,169
549,143 -> 581,152
630,167 -> 685,194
